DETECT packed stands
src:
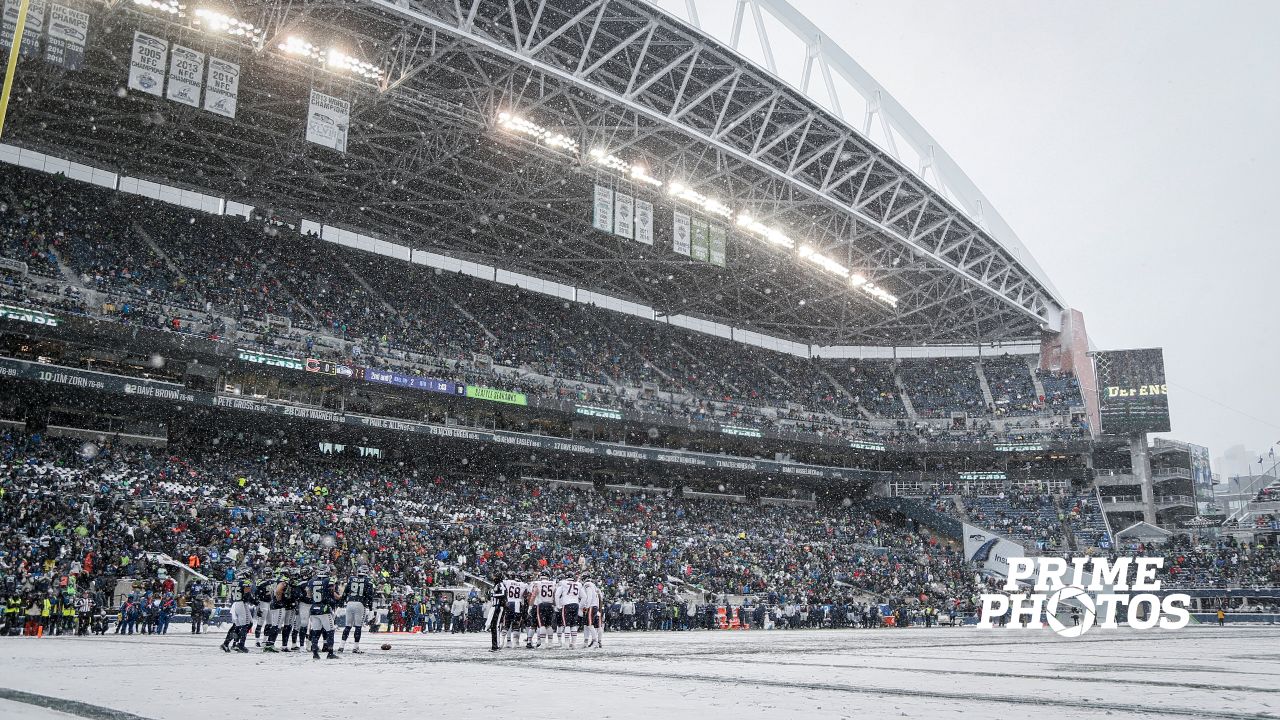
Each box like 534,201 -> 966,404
0,164 -> 1090,449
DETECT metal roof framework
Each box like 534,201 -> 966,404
5,0 -> 1064,347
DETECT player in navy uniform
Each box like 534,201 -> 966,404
339,566 -> 375,653
221,579 -> 254,653
263,569 -> 291,652
306,569 -> 344,659
253,575 -> 273,647
289,571 -> 310,652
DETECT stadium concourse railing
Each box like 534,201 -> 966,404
0,300 -> 1093,459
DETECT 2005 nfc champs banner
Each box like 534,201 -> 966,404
307,90 -> 350,152
127,31 -> 167,96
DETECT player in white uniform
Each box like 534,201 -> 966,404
556,576 -> 583,649
529,572 -> 557,648
581,577 -> 603,648
501,576 -> 528,649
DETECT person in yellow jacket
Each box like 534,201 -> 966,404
40,596 -> 52,636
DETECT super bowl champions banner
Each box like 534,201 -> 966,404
306,89 -> 350,153
962,523 -> 1027,580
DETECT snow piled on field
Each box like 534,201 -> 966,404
1,626 -> 1278,719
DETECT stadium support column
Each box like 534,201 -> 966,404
0,0 -> 30,140
1129,435 -> 1157,525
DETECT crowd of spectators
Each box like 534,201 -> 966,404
3,427 -> 1275,640
0,431 -> 992,632
0,166 -> 1087,450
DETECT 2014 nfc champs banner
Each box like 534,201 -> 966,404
204,57 -> 240,118
306,89 -> 350,152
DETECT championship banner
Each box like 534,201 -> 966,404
306,89 -> 350,152
690,217 -> 709,262
204,57 -> 240,118
634,199 -> 653,245
2,0 -> 46,57
673,211 -> 691,256
708,224 -> 726,267
127,31 -> 167,96
962,523 -> 1027,579
165,44 -> 204,107
592,184 -> 614,233
614,191 -> 634,240
44,2 -> 87,70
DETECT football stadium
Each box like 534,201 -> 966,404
0,0 -> 1276,718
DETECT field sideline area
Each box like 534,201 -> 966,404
1,627 -> 1278,719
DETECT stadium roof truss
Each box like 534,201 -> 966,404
7,0 -> 1065,347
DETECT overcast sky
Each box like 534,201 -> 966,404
683,0 -> 1280,477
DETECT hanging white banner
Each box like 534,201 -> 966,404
592,184 -> 614,233
166,45 -> 204,107
204,57 -> 240,119
614,191 -> 634,240
45,3 -> 88,70
634,199 -> 653,246
127,31 -> 167,97
306,89 -> 350,152
709,224 -> 726,267
673,211 -> 691,256
2,0 -> 46,57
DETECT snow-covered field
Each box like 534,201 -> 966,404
1,626 -> 1278,719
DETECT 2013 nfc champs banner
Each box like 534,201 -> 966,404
306,89 -> 350,152
165,44 -> 204,107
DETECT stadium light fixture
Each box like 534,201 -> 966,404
496,112 -> 578,152
797,245 -> 851,278
668,182 -> 732,218
133,0 -> 182,15
327,49 -> 384,81
278,36 -> 323,61
588,148 -> 662,187
276,37 -> 383,81
736,213 -> 795,249
193,8 -> 261,42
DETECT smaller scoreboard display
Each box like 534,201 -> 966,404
1095,348 -> 1171,435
